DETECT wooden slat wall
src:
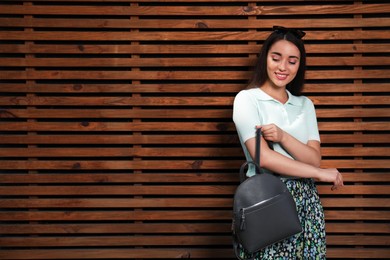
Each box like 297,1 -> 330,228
0,0 -> 389,259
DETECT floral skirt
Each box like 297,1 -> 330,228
239,178 -> 326,260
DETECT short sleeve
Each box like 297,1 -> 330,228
304,97 -> 321,142
233,90 -> 261,143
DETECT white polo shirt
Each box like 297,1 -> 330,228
233,88 -> 320,177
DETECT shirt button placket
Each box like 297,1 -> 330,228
281,104 -> 290,124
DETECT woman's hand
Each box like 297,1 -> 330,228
316,168 -> 344,190
257,124 -> 285,143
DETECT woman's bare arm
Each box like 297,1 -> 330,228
260,124 -> 321,167
245,136 -> 343,188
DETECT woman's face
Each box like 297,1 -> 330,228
266,39 -> 301,89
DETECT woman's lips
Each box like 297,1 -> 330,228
275,73 -> 288,80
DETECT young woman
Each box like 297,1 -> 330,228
233,26 -> 344,259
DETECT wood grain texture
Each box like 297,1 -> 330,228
0,0 -> 389,259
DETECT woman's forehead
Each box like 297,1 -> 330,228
269,40 -> 300,57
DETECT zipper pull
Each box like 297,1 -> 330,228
231,218 -> 235,233
240,209 -> 246,230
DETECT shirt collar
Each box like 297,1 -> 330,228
251,88 -> 302,106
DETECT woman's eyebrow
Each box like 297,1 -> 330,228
271,51 -> 299,59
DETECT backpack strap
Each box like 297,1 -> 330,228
255,128 -> 261,174
239,128 -> 262,183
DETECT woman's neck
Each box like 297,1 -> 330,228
260,84 -> 288,104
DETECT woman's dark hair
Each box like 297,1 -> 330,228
248,27 -> 307,96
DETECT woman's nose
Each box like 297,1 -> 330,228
278,61 -> 287,71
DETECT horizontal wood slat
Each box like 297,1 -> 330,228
3,57 -> 390,67
0,210 -> 389,221
1,172 -> 389,183
1,4 -> 389,16
0,160 -> 389,170
0,1 -> 389,259
1,185 -> 390,197
1,222 -> 389,235
1,108 -> 390,119
0,235 -> 389,247
1,96 -> 390,106
1,70 -> 389,80
1,31 -> 390,41
1,17 -> 390,29
2,44 -> 390,55
0,122 -> 389,132
0,83 -> 388,93
1,147 -> 389,157
0,197 -> 389,208
0,248 -> 389,260
0,134 -> 389,144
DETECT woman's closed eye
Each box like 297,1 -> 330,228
271,55 -> 280,62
